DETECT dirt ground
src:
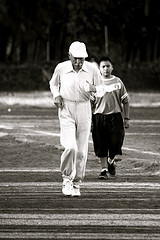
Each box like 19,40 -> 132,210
0,105 -> 159,180
0,92 -> 160,240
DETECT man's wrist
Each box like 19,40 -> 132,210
91,85 -> 96,92
55,95 -> 61,100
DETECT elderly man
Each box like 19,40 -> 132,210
49,41 -> 102,197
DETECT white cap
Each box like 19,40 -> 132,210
69,41 -> 88,58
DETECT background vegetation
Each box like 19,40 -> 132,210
0,0 -> 160,91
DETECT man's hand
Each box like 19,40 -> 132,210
84,81 -> 96,92
54,96 -> 64,108
124,118 -> 130,128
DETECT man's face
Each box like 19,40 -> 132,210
99,61 -> 113,77
69,53 -> 85,71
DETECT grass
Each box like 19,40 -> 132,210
0,91 -> 160,108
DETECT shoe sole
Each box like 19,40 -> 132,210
71,194 -> 81,197
98,176 -> 108,180
62,191 -> 72,196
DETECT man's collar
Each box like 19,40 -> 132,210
66,61 -> 74,73
66,61 -> 89,73
82,62 -> 89,72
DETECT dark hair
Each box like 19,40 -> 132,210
87,55 -> 98,62
98,56 -> 113,65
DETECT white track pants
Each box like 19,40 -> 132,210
58,100 -> 91,182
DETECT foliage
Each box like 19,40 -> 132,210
0,0 -> 159,64
0,61 -> 159,91
0,0 -> 160,91
0,64 -> 49,91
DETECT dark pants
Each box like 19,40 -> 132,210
92,113 -> 125,159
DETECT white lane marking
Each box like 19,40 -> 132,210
1,213 -> 160,220
131,102 -> 160,107
33,130 -> 60,136
1,119 -> 160,126
0,128 -> 159,138
126,133 -> 160,135
0,216 -> 159,226
29,130 -> 160,156
122,147 -> 160,156
0,182 -> 159,188
0,126 -> 159,156
0,208 -> 159,212
0,133 -> 8,137
0,168 -> 159,177
31,130 -> 160,136
0,125 -> 13,129
0,169 -> 60,172
33,131 -> 160,157
0,233 -> 159,239
132,120 -> 160,123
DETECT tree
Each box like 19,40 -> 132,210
0,0 -> 159,64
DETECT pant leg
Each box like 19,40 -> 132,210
92,114 -> 109,157
58,101 -> 91,181
74,101 -> 91,181
58,104 -> 77,179
108,113 -> 125,159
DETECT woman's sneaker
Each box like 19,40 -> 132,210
98,169 -> 108,180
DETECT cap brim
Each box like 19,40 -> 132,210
70,52 -> 88,58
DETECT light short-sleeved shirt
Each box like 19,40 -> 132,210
93,75 -> 129,115
49,60 -> 102,102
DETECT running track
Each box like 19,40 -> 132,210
0,107 -> 160,239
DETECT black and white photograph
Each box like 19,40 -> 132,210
0,0 -> 160,239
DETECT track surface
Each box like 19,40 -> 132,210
0,106 -> 160,239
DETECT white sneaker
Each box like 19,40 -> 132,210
71,185 -> 81,197
62,178 -> 73,196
